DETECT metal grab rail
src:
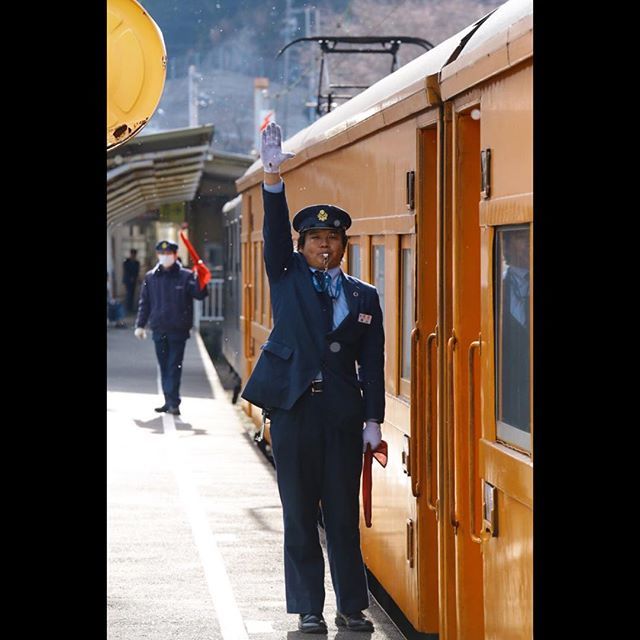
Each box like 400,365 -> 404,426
447,332 -> 459,530
425,329 -> 438,512
410,327 -> 421,497
467,339 -> 490,544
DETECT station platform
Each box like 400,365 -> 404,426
107,323 -> 406,640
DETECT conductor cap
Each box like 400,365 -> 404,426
155,240 -> 178,252
292,204 -> 352,234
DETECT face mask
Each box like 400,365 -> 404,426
158,254 -> 176,267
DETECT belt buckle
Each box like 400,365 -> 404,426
311,380 -> 323,394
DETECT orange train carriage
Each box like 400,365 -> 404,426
228,0 -> 533,637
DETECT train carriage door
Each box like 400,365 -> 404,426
413,124 -> 440,634
445,103 -> 485,640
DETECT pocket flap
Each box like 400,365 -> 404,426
261,340 -> 293,360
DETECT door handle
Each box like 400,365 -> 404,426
467,338 -> 490,543
410,326 -> 420,497
425,329 -> 438,512
406,518 -> 415,567
447,331 -> 458,530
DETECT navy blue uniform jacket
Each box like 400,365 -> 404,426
122,258 -> 140,285
136,262 -> 208,334
241,184 -> 385,422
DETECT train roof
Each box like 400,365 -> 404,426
237,0 -> 532,192
440,0 -> 532,100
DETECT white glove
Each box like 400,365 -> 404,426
362,420 -> 382,453
260,122 -> 295,173
134,327 -> 147,340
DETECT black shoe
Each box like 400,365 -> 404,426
166,406 -> 181,416
298,613 -> 328,634
154,405 -> 169,413
335,611 -> 374,632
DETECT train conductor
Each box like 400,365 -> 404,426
241,123 -> 385,634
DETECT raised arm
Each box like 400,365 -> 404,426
261,123 -> 296,281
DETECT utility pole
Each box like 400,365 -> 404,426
282,0 -> 293,138
188,64 -> 199,127
304,6 -> 319,124
282,2 -> 320,133
254,77 -> 274,155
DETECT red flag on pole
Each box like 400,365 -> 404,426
179,231 -> 211,290
259,110 -> 274,132
362,440 -> 388,528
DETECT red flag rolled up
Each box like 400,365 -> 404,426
362,439 -> 388,528
179,231 -> 212,290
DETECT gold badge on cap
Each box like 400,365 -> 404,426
317,210 -> 328,221
161,242 -> 167,249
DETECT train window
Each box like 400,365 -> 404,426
348,242 -> 361,280
400,239 -> 414,385
372,243 -> 385,317
494,225 -> 531,452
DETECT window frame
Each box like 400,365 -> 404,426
347,238 -> 361,280
398,235 -> 414,399
371,237 -> 386,320
493,223 -> 532,454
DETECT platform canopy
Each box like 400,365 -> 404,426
107,125 -> 214,227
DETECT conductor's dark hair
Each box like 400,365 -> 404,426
297,229 -> 348,251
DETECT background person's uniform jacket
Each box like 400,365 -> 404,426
136,262 -> 208,336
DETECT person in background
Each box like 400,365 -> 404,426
122,249 -> 140,313
134,240 -> 208,415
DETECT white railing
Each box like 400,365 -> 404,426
194,278 -> 224,327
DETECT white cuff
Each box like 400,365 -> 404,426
263,180 -> 284,193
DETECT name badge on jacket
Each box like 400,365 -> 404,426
358,313 -> 372,325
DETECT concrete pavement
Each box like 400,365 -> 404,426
107,324 -> 406,640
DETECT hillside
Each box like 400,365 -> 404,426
140,0 -> 503,153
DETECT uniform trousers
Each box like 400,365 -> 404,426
125,282 -> 137,313
268,376 -> 370,615
152,332 -> 188,408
